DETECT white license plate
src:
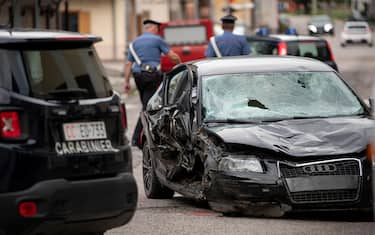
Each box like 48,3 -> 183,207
63,121 -> 107,141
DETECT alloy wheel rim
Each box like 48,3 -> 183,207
142,145 -> 153,192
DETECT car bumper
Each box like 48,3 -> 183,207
308,27 -> 333,35
341,34 -> 372,43
206,158 -> 372,216
0,172 -> 137,234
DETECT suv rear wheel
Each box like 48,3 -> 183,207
142,141 -> 174,199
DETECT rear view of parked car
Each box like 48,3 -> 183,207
341,21 -> 373,47
247,34 -> 338,71
0,29 -> 137,235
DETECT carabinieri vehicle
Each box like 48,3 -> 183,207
0,29 -> 137,235
141,56 -> 374,217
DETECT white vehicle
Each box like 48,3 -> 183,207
341,21 -> 373,47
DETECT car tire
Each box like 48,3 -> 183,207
142,140 -> 174,199
369,43 -> 373,47
341,43 -> 345,47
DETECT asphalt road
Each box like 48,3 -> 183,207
104,15 -> 375,235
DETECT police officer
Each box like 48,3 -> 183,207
124,19 -> 181,147
205,15 -> 251,57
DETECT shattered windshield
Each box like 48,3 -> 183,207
202,72 -> 364,122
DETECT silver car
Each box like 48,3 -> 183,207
341,21 -> 373,47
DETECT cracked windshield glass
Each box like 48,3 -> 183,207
202,72 -> 364,121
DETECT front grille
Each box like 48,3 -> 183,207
317,27 -> 324,33
279,160 -> 360,178
290,189 -> 358,203
279,159 -> 362,204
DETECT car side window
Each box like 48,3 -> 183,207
250,41 -> 278,55
0,50 -> 12,90
147,84 -> 164,111
0,49 -> 29,95
167,70 -> 187,105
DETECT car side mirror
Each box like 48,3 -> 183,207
191,87 -> 197,105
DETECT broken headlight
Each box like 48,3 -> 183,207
218,155 -> 263,173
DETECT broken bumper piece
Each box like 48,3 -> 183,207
206,172 -> 291,217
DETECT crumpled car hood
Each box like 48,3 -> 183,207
207,117 -> 374,157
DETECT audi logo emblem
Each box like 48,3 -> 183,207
302,164 -> 337,173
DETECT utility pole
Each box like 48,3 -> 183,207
194,0 -> 199,19
33,0 -> 40,28
312,0 -> 317,15
11,0 -> 21,27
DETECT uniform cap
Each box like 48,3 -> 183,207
143,19 -> 161,26
220,15 -> 237,24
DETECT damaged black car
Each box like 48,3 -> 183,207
141,56 -> 374,217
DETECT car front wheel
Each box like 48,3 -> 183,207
142,140 -> 174,199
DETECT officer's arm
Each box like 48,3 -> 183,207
159,38 -> 181,64
167,50 -> 181,64
124,61 -> 133,93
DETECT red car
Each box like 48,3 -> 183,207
159,19 -> 214,72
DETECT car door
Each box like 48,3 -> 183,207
155,65 -> 194,181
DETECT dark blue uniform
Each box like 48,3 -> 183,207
128,32 -> 170,73
205,32 -> 250,57
128,28 -> 171,147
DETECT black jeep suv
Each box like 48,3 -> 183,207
0,29 -> 137,235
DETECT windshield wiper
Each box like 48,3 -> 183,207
204,118 -> 262,124
262,115 -> 346,122
47,88 -> 89,99
258,116 -> 325,122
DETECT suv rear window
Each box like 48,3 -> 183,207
164,25 -> 207,45
286,41 -> 330,61
0,46 -> 112,99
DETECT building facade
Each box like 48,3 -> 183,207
0,0 -> 130,60
1,0 -> 279,60
67,0 -> 127,60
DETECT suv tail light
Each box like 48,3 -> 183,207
19,201 -> 37,217
0,111 -> 21,138
120,103 -> 128,129
278,42 -> 287,56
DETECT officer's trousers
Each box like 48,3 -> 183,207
131,71 -> 162,147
